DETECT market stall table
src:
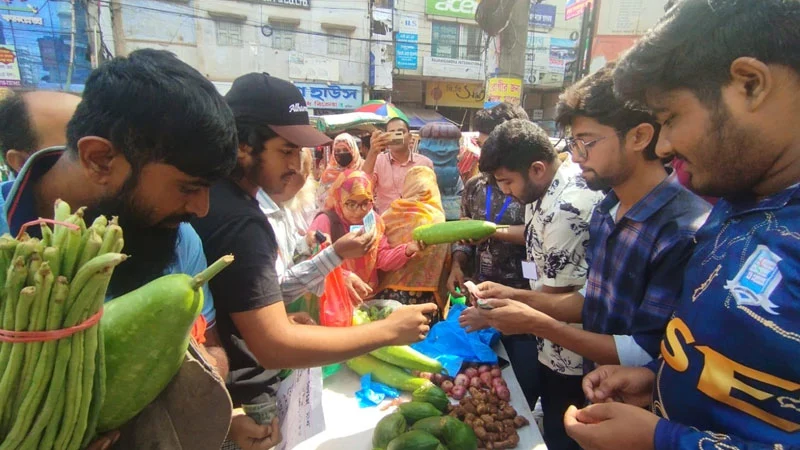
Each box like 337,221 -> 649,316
295,343 -> 547,450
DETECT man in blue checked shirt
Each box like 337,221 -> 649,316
563,0 -> 800,449
473,65 -> 710,371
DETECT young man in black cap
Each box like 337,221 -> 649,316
191,73 -> 437,427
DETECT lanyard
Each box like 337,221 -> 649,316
486,185 -> 512,223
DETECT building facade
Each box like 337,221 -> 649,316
107,0 -> 371,114
0,0 -> 98,91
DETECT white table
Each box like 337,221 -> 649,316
295,343 -> 547,450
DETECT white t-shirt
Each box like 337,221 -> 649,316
524,155 -> 604,375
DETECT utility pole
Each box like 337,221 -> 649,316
110,0 -> 127,57
64,0 -> 77,91
495,0 -> 532,79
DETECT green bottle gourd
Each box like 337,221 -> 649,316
97,255 -> 233,432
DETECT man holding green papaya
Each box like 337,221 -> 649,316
0,50 -> 273,449
191,73 -> 438,426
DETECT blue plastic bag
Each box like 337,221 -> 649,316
411,304 -> 500,373
355,374 -> 400,408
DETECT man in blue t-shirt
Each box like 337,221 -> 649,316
564,1 -> 800,449
0,50 -> 279,449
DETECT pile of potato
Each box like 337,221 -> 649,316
447,386 -> 529,450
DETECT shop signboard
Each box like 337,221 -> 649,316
257,0 -> 310,8
294,83 -> 362,110
529,3 -> 557,28
0,46 -> 22,87
565,0 -> 593,20
425,0 -> 479,20
425,81 -> 485,108
486,77 -> 522,106
422,56 -> 485,81
396,13 -> 419,70
525,33 -> 577,87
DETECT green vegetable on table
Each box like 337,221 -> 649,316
373,412 -> 408,449
371,345 -> 443,374
346,354 -> 432,392
410,416 -> 478,450
412,220 -> 504,245
412,385 -> 449,413
386,430 -> 443,450
397,402 -> 443,425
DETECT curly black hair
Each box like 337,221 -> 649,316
480,119 -> 556,174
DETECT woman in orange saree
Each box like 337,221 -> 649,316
377,166 -> 451,309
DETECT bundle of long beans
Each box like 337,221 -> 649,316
0,200 -> 127,450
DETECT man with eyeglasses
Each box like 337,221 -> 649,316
469,118 -> 603,450
473,64 -> 709,393
565,0 -> 800,449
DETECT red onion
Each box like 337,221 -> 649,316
464,367 -> 479,378
454,374 -> 469,387
451,385 -> 467,400
441,380 -> 454,393
479,372 -> 493,387
495,385 -> 511,401
490,368 -> 502,378
492,377 -> 507,388
470,376 -> 482,388
478,365 -> 491,374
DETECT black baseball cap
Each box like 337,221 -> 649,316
225,72 -> 331,147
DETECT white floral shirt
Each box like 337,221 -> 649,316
525,155 -> 604,375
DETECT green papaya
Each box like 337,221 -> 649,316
397,401 -> 442,425
373,412 -> 407,449
411,416 -> 478,450
386,430 -> 441,450
412,384 -> 450,412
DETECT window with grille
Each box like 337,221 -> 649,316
461,24 -> 483,61
431,21 -> 459,59
216,20 -> 243,47
432,22 -> 484,61
328,32 -> 349,55
271,23 -> 295,51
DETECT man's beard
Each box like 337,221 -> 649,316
84,175 -> 186,298
518,178 -> 546,205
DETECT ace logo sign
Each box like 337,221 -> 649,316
426,0 -> 479,20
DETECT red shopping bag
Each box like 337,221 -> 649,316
318,245 -> 353,327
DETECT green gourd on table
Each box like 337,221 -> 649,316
346,354 -> 432,392
97,255 -> 233,432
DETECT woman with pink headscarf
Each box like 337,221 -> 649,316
317,133 -> 363,206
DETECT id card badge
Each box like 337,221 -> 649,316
479,250 -> 494,278
349,225 -> 364,233
521,261 -> 539,281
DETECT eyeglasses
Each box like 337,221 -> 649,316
344,200 -> 373,211
565,136 -> 609,160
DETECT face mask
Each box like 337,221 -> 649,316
335,153 -> 354,167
